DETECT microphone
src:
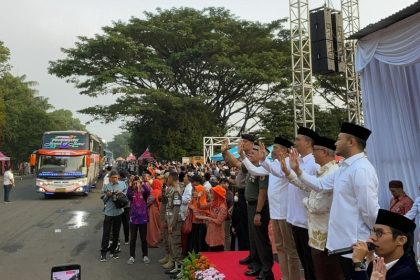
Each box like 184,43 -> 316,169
327,242 -> 376,256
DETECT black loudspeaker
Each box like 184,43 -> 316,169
332,12 -> 345,73
312,40 -> 335,74
310,8 -> 345,74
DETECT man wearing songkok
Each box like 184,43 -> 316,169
242,136 -> 301,280
282,135 -> 343,280
352,209 -> 420,280
221,133 -> 267,274
286,122 -> 380,279
388,180 -> 414,216
286,126 -> 319,280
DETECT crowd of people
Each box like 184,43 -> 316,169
97,122 -> 420,280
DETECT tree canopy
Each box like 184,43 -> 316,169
0,42 -> 87,164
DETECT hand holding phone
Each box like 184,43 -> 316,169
51,264 -> 81,280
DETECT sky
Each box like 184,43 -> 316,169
0,0 -> 416,142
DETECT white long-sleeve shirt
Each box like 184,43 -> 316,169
405,196 -> 420,220
242,158 -> 289,219
298,152 -> 379,253
286,153 -> 319,228
180,182 -> 192,221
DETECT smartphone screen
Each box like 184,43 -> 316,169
51,264 -> 81,280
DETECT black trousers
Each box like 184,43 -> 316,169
130,223 -> 148,258
122,207 -> 130,242
188,223 -> 208,253
101,214 -> 122,256
253,204 -> 274,279
246,204 -> 261,271
291,225 -> 316,280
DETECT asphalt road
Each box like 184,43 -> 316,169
0,175 -> 167,280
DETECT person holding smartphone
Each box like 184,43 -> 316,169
127,176 -> 151,264
100,170 -> 127,262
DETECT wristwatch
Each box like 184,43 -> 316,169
353,261 -> 367,271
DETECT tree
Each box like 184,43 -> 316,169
48,7 -> 292,133
106,131 -> 131,158
128,92 -> 222,160
48,109 -> 86,131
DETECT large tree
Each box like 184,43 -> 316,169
48,7 -> 292,133
128,92 -> 222,159
0,42 -> 88,163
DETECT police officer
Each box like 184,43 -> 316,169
165,171 -> 183,278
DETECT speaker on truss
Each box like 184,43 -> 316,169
332,11 -> 345,73
310,7 -> 345,74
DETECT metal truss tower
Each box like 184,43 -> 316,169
341,0 -> 362,124
290,0 -> 315,134
203,136 -> 241,163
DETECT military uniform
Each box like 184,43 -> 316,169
166,184 -> 183,263
243,163 -> 274,280
160,184 -> 170,258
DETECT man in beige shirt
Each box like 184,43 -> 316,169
281,136 -> 343,280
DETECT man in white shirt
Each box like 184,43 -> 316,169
287,122 -> 380,279
3,165 -> 15,203
244,136 -> 301,280
283,136 -> 342,280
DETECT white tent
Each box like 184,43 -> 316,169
352,7 -> 420,208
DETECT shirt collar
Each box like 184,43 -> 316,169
317,160 -> 337,176
385,258 -> 399,270
300,153 -> 314,163
342,152 -> 365,166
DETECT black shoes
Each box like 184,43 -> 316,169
239,256 -> 253,265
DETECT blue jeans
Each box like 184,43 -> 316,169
4,184 -> 12,202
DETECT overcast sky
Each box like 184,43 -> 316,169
0,0 -> 415,142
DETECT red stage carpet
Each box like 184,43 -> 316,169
201,251 -> 282,280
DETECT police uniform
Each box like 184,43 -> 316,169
166,184 -> 183,263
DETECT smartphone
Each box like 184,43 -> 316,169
51,264 -> 81,280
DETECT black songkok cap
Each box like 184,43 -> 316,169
297,126 -> 319,140
340,122 -> 371,141
314,136 -> 336,151
241,133 -> 257,143
274,136 -> 293,149
375,209 -> 416,234
190,174 -> 203,184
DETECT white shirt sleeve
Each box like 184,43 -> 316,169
182,183 -> 192,205
287,171 -> 311,192
299,169 -> 335,192
353,167 -> 379,228
405,197 -> 420,220
242,158 -> 269,176
260,158 -> 285,178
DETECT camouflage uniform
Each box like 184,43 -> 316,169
166,184 -> 183,262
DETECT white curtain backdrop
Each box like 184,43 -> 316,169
356,12 -> 420,210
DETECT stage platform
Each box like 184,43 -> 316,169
201,251 -> 282,280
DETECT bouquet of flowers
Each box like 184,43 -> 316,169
195,267 -> 226,280
181,251 -> 215,280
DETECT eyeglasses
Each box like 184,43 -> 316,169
370,228 -> 393,238
110,176 -> 119,179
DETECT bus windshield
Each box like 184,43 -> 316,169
38,155 -> 85,177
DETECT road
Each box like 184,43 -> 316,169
0,175 -> 166,279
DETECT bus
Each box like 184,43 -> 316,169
35,131 -> 104,197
